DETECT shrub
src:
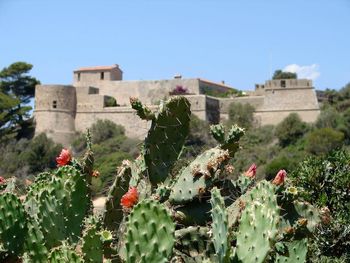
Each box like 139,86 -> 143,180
305,128 -> 344,155
275,113 -> 308,147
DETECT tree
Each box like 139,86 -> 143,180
0,62 -> 40,142
227,102 -> 255,129
275,113 -> 308,147
305,128 -> 344,155
272,70 -> 297,80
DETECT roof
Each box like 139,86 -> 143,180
198,78 -> 234,89
74,64 -> 122,72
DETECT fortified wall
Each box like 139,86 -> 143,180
34,65 -> 320,146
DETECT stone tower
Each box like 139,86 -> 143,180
34,85 -> 76,146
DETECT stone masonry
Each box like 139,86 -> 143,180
34,65 -> 320,146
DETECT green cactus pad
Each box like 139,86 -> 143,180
23,220 -> 48,263
169,148 -> 229,204
81,225 -> 103,263
143,96 -> 191,185
175,226 -> 213,258
210,124 -> 226,144
0,192 -> 27,258
48,245 -> 83,263
236,181 -> 280,263
130,97 -> 155,120
210,187 -> 230,263
125,199 -> 175,263
103,162 -> 132,231
275,239 -> 308,263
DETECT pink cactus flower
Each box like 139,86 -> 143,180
272,170 -> 287,185
120,187 -> 139,209
0,176 -> 5,184
56,149 -> 72,167
244,163 -> 257,178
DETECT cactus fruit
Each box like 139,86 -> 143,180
124,199 -> 175,263
210,187 -> 230,263
236,181 -> 280,263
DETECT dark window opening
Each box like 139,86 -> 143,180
53,100 -> 57,109
77,73 -> 81,81
100,72 -> 104,80
281,80 -> 286,87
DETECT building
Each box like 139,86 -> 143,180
34,65 -> 320,146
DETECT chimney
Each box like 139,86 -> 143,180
174,74 -> 182,79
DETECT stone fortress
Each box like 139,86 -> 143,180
34,64 -> 320,146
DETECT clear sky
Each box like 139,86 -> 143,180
1,0 -> 349,91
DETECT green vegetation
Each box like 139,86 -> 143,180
201,86 -> 241,98
272,69 -> 297,79
227,102 -> 255,129
72,119 -> 140,195
0,62 -> 39,143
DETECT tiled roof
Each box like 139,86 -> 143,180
198,78 -> 233,89
74,65 -> 121,72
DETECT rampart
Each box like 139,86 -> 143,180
34,65 -> 320,146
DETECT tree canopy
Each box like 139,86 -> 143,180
272,69 -> 297,80
0,62 -> 39,142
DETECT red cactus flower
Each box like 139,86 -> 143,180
272,170 -> 286,185
0,176 -> 5,184
56,149 -> 72,167
120,187 -> 139,209
244,163 -> 257,178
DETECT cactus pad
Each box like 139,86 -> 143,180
236,181 -> 280,263
210,187 -> 230,263
125,199 -> 175,263
275,239 -> 308,263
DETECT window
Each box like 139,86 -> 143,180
77,73 -> 81,81
53,100 -> 57,109
100,72 -> 104,80
281,80 -> 286,88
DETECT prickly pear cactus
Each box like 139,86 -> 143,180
48,245 -> 83,263
210,187 -> 230,263
0,192 -> 27,259
236,181 -> 280,263
81,225 -> 103,263
124,199 -> 175,263
275,239 -> 308,263
133,96 -> 191,185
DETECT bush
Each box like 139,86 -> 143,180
291,150 -> 350,260
90,119 -> 125,144
275,113 -> 308,147
227,102 -> 255,129
305,128 -> 344,155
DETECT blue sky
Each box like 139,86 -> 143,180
1,0 -> 349,91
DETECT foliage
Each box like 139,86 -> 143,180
227,102 -> 255,129
170,85 -> 188,95
272,69 -> 297,80
305,127 -> 344,155
104,96 -> 119,107
275,113 -> 308,147
0,62 -> 39,143
201,86 -> 240,98
291,150 -> 350,260
0,133 -> 61,178
72,119 -> 140,195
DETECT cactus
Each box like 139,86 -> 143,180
133,96 -> 191,185
236,181 -> 280,263
81,224 -> 103,263
275,239 -> 308,263
210,187 -> 230,263
0,97 -> 324,262
48,245 -> 83,263
103,161 -> 132,231
0,192 -> 27,259
124,199 -> 175,263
